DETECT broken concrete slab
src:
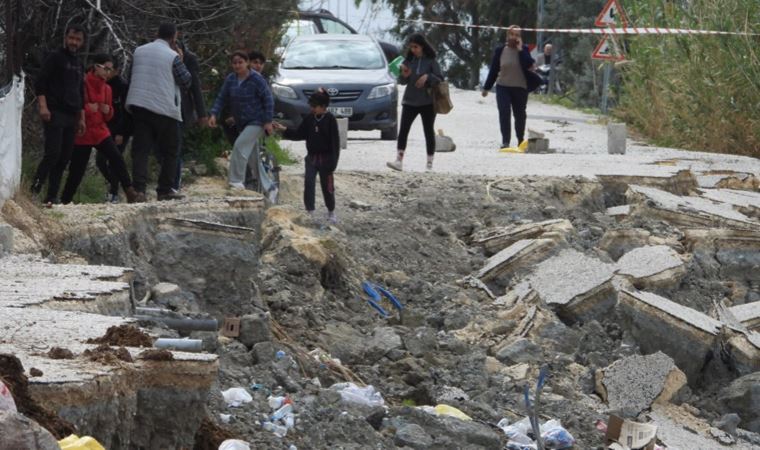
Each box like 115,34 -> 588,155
618,290 -> 723,381
0,410 -> 60,450
719,372 -> 760,433
475,238 -> 560,281
525,249 -> 617,323
650,404 -> 758,450
470,219 -> 573,256
596,351 -> 686,417
729,302 -> 760,331
699,188 -> 760,219
606,204 -> 631,220
0,255 -> 132,314
682,229 -> 760,284
616,245 -> 686,289
598,169 -> 698,205
627,184 -> 760,230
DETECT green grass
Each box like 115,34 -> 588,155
533,93 -> 603,116
263,135 -> 297,166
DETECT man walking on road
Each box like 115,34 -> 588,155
126,23 -> 192,201
31,24 -> 87,206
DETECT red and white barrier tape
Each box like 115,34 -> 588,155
400,19 -> 760,36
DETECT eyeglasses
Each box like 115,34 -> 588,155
95,64 -> 114,72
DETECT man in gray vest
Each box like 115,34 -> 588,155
126,23 -> 192,201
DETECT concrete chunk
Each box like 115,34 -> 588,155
475,238 -> 559,281
597,352 -> 686,417
729,303 -> 760,331
471,219 -> 573,256
0,411 -> 60,450
0,223 -> 12,254
699,188 -> 760,218
607,122 -> 627,155
616,245 -> 686,289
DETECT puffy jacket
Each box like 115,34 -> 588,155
75,71 -> 114,146
210,70 -> 273,129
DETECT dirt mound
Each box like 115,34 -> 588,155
193,417 -> 236,450
138,349 -> 174,361
86,325 -> 153,347
29,368 -> 43,377
83,345 -> 133,364
0,353 -> 76,439
47,347 -> 75,359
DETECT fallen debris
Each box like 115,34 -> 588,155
47,347 -> 75,360
86,325 -> 153,348
470,219 -> 574,255
476,238 -> 561,282
615,245 -> 685,289
82,344 -> 133,364
138,349 -> 174,361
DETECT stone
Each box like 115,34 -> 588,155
402,327 -> 438,357
616,245 -> 686,289
238,312 -> 272,347
607,122 -> 626,155
365,327 -> 403,363
484,356 -> 505,374
494,338 -> 543,365
0,410 -> 60,450
503,363 -> 531,380
250,341 -> 277,364
433,386 -> 469,404
349,200 -> 373,211
597,352 -> 687,417
713,413 -> 741,437
719,372 -> 760,433
394,423 -> 434,449
598,228 -> 652,261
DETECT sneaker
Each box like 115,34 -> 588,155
327,211 -> 338,224
156,191 -> 185,201
228,182 -> 246,190
109,193 -> 119,204
426,161 -> 433,171
386,160 -> 403,172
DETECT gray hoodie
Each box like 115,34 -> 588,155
398,56 -> 444,107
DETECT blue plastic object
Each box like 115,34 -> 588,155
361,281 -> 403,317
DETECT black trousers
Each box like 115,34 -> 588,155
304,156 -> 335,212
397,103 -> 437,156
61,136 -> 132,204
130,106 -> 179,195
33,111 -> 78,202
96,135 -> 130,195
496,85 -> 529,147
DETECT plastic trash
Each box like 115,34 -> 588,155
218,440 -> 251,450
541,425 -> 575,449
271,403 -> 293,421
58,435 -> 106,450
388,55 -> 405,77
506,443 -> 537,450
275,350 -> 286,360
499,140 -> 529,154
330,382 -> 385,407
284,413 -> 295,429
433,404 -> 472,421
219,414 -> 231,424
0,380 -> 16,412
222,387 -> 253,407
268,395 -> 290,409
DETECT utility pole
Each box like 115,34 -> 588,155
601,62 -> 612,114
536,0 -> 545,49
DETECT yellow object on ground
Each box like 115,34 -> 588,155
499,140 -> 528,153
58,435 -> 106,450
433,404 -> 472,421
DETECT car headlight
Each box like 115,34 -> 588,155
272,84 -> 297,100
367,83 -> 396,99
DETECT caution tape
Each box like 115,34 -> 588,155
400,19 -> 760,36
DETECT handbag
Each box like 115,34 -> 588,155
432,81 -> 454,115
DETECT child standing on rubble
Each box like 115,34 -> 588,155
274,90 -> 340,224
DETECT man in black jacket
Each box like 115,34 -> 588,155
32,24 -> 87,205
172,40 -> 208,192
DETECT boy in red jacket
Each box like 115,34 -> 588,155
58,54 -> 139,204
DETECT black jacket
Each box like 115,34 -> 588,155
181,51 -> 207,124
483,44 -> 542,93
35,47 -> 84,115
107,75 -> 133,137
283,112 -> 340,172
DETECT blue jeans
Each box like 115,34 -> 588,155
496,85 -> 528,147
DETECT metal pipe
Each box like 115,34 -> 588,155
135,307 -> 174,316
154,338 -> 203,352
135,315 -> 218,332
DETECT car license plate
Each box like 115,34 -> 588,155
328,107 -> 353,117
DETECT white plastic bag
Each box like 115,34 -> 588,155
0,380 -> 16,412
218,439 -> 250,450
221,387 -> 252,407
330,382 -> 385,407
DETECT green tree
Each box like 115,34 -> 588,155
363,0 -> 534,89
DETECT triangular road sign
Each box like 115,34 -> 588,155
595,0 -> 629,27
592,33 -> 625,61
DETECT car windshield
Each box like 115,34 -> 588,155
282,20 -> 319,47
282,39 -> 385,70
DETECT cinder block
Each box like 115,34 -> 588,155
0,224 -> 12,254
337,118 -> 348,150
527,138 -> 550,153
608,123 -> 627,155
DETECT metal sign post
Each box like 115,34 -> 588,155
593,0 -> 628,113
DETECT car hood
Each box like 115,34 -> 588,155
275,67 -> 394,86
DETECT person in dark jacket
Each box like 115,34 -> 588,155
173,40 -> 208,192
97,57 -> 132,202
208,51 -> 274,190
482,25 -> 541,149
31,24 -> 87,205
58,54 -> 138,204
275,90 -> 339,223
386,33 -> 443,172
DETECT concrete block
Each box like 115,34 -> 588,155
526,137 -> 551,153
238,312 -> 272,347
337,117 -> 348,150
475,238 -> 560,281
471,219 -> 574,256
0,223 -> 12,254
616,245 -> 686,289
607,122 -> 627,155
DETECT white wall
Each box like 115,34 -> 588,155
0,75 -> 24,209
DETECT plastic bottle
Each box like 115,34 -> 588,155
284,413 -> 295,429
271,403 -> 293,421
268,395 -> 286,409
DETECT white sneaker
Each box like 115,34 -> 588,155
327,212 -> 338,224
386,160 -> 403,172
228,182 -> 246,190
426,161 -> 433,171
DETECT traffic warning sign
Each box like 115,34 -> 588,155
592,33 -> 625,60
595,0 -> 629,27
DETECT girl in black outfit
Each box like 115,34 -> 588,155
387,33 -> 443,172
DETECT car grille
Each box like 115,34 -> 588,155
303,89 -> 362,102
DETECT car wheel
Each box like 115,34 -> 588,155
381,126 -> 398,141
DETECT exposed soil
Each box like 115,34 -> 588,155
0,353 -> 77,439
82,345 -> 133,364
138,349 -> 174,361
29,368 -> 43,377
192,417 -> 236,450
86,325 -> 153,347
47,347 -> 75,359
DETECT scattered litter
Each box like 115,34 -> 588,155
261,395 -> 296,438
222,387 -> 253,407
219,413 -> 231,424
499,417 -> 575,449
419,404 -> 472,421
218,439 -> 250,450
275,350 -> 287,360
249,383 -> 270,395
500,140 -> 529,154
58,435 -> 106,450
0,380 -> 16,412
330,382 -> 385,408
605,415 -> 658,450
361,281 -> 403,318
